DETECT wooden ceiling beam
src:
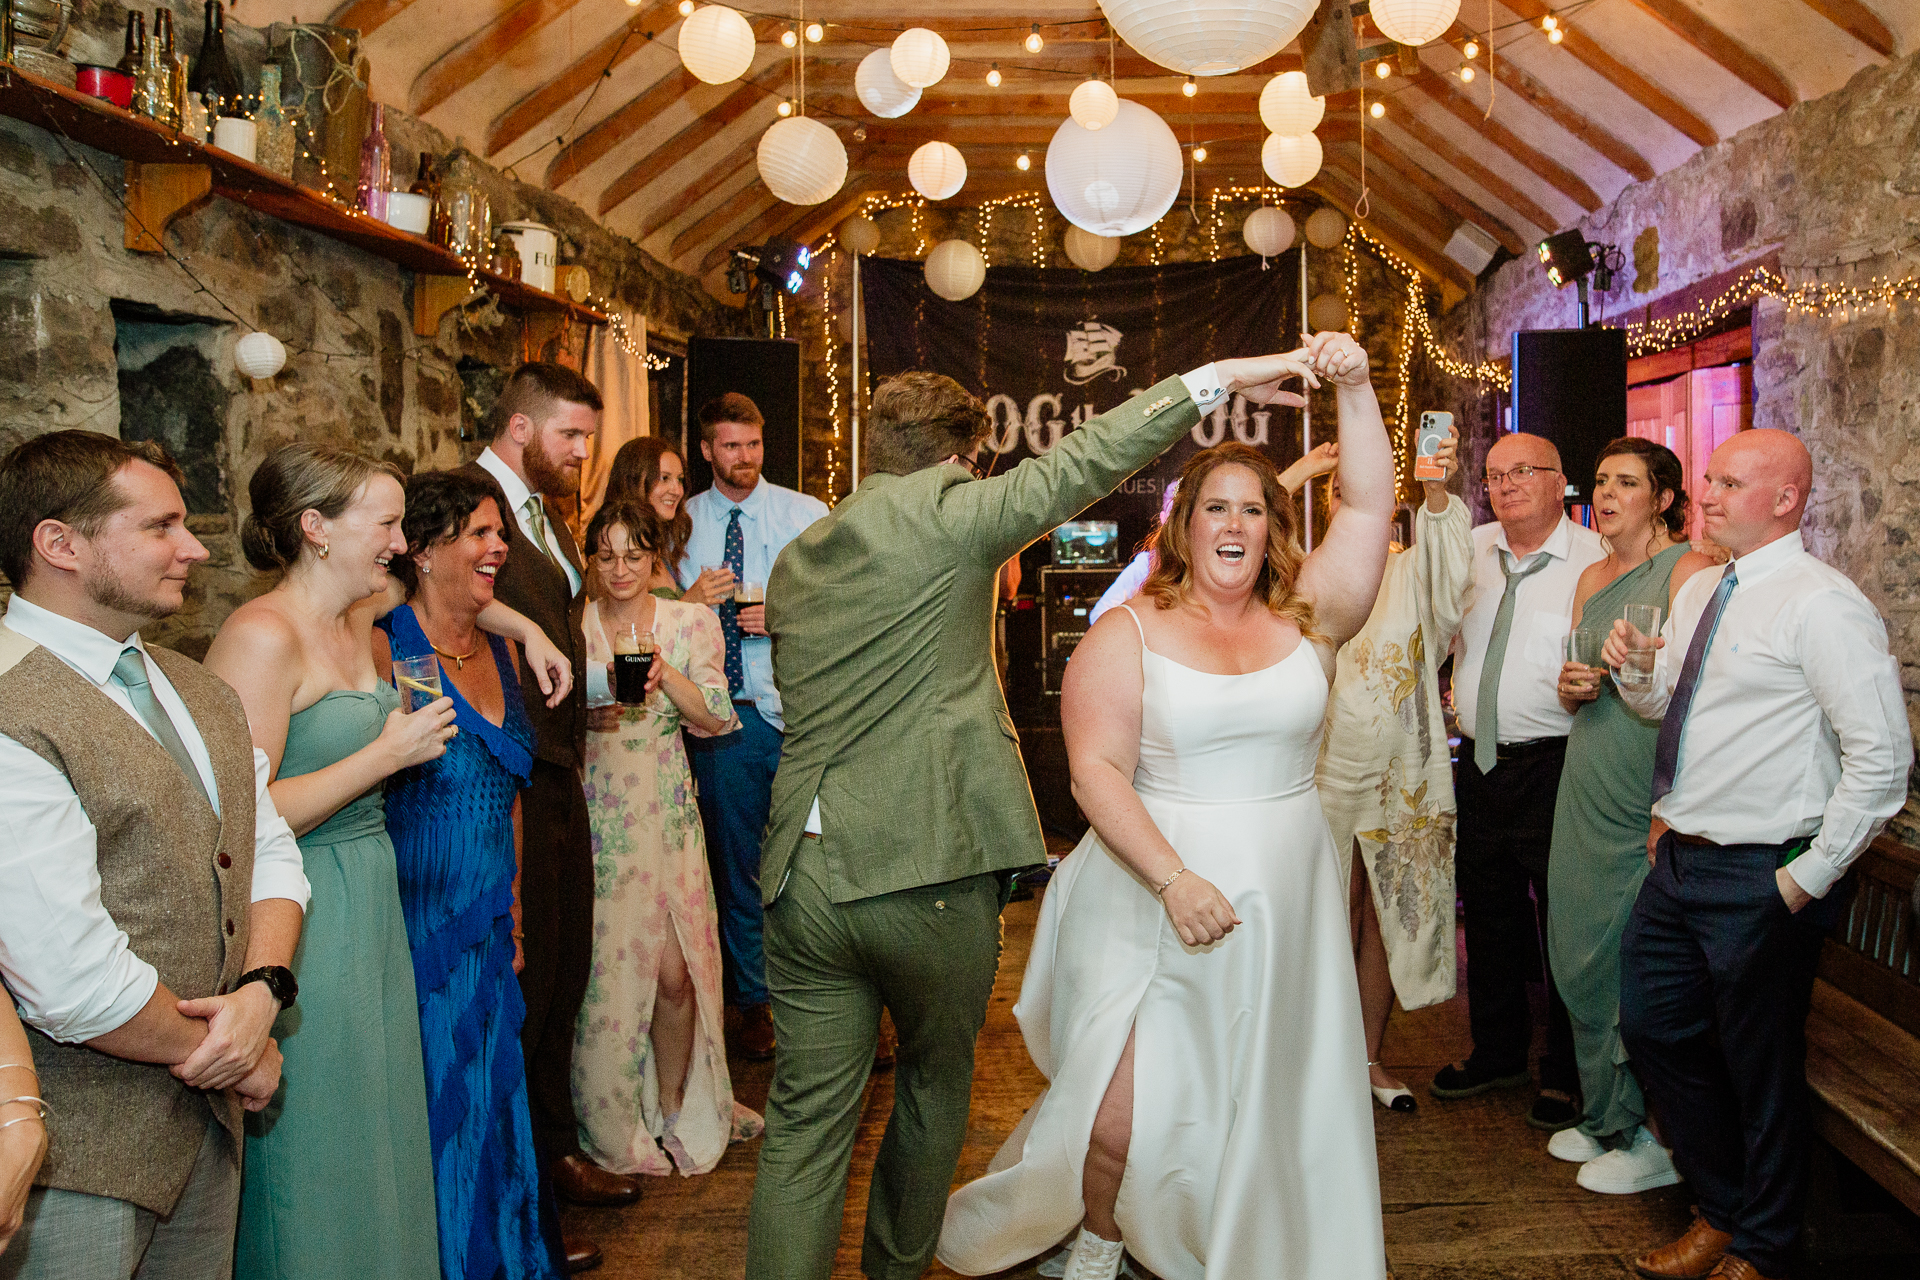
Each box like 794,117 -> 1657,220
598,85 -> 779,215
1333,128 -> 1526,255
1366,107 -> 1562,236
487,14 -> 665,157
327,0 -> 421,38
671,185 -> 781,262
410,0 -> 596,118
1407,75 -> 1600,212
1626,0 -> 1795,110
547,66 -> 705,190
701,198 -> 848,274
633,142 -> 758,238
1795,0 -> 1894,58
1312,165 -> 1473,291
1498,0 -> 1718,148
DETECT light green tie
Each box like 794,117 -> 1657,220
1473,551 -> 1550,774
522,495 -> 561,568
111,647 -> 213,809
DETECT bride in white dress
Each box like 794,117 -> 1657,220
939,332 -> 1395,1280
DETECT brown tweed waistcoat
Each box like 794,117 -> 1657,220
0,630 -> 256,1214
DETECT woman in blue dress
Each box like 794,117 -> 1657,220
374,470 -> 563,1280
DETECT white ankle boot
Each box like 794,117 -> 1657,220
1061,1227 -> 1127,1280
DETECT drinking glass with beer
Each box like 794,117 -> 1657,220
613,623 -> 657,705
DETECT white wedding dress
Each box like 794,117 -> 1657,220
938,606 -> 1387,1280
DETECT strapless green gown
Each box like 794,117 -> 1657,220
236,686 -> 440,1279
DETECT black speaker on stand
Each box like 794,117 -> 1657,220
1511,328 -> 1627,504
686,337 -> 803,493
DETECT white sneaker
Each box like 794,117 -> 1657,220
1061,1228 -> 1127,1280
1548,1126 -> 1607,1163
1576,1125 -> 1682,1194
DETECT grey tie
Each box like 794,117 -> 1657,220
522,495 -> 561,569
111,647 -> 213,809
1473,551 -> 1550,774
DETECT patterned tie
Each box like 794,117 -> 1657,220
720,506 -> 746,695
111,647 -> 213,809
1650,563 -> 1738,804
1473,551 -> 1551,774
522,495 -> 561,569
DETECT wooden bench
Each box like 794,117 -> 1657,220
1802,833 -> 1920,1253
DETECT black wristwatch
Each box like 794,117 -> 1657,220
235,965 -> 299,1010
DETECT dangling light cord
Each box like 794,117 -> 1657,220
1484,0 -> 1496,120
1356,77 -> 1372,220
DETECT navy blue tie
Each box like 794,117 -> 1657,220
1650,563 -> 1738,804
721,507 -> 745,695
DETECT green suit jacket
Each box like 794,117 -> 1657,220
762,375 -> 1204,906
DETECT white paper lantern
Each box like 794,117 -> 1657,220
838,213 -> 880,255
1069,79 -> 1119,131
235,332 -> 287,379
1242,206 -> 1295,257
890,28 -> 950,89
908,141 -> 967,200
1259,71 -> 1324,137
757,117 -> 847,205
678,5 -> 755,85
1369,0 -> 1463,47
1098,0 -> 1319,76
1261,131 -> 1322,188
1063,225 -> 1122,271
924,239 -> 986,301
855,48 -> 921,119
1307,293 -> 1349,332
1046,99 -> 1183,237
1305,206 -> 1348,248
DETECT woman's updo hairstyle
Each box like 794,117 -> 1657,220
391,471 -> 501,596
1597,436 -> 1689,536
242,444 -> 402,572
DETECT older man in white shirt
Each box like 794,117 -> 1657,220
1603,429 -> 1910,1280
1435,432 -> 1604,1131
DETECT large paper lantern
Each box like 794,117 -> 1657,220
1097,0 -> 1319,76
1259,71 -> 1324,137
1046,99 -> 1183,237
908,141 -> 967,200
924,239 -> 986,301
1261,131 -> 1322,188
838,213 -> 880,255
757,117 -> 847,205
890,28 -> 950,89
235,332 -> 288,379
1307,293 -> 1349,332
855,48 -> 920,118
1063,225 -> 1121,271
679,5 -> 755,85
1369,0 -> 1462,47
1069,79 -> 1119,131
1242,206 -> 1295,257
1305,206 -> 1348,248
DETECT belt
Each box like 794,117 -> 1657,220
1460,735 -> 1567,762
1670,830 -> 1717,848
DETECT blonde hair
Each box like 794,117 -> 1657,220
242,444 -> 402,572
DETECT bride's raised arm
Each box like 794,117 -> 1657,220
1293,332 -> 1395,649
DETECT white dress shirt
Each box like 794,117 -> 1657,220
0,597 -> 310,1044
1451,515 -> 1605,744
478,446 -> 581,596
1616,531 -> 1912,898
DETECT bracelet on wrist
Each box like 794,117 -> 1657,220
1154,867 -> 1188,896
0,1063 -> 38,1077
0,1095 -> 49,1121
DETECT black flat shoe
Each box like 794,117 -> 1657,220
1429,1059 -> 1532,1099
1526,1088 -> 1582,1132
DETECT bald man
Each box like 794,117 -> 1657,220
1436,433 -> 1602,1129
1604,430 -> 1910,1280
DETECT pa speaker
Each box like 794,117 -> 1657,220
686,337 -> 802,494
1511,328 -> 1626,505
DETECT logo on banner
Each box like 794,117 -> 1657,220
1064,321 -> 1127,385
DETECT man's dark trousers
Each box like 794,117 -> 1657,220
519,758 -> 595,1167
687,703 -> 783,1006
1621,832 -> 1850,1278
1453,736 -> 1579,1093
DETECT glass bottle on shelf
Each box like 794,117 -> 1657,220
254,64 -> 296,178
139,8 -> 181,128
435,147 -> 490,265
189,1 -> 245,120
118,11 -> 146,78
355,103 -> 392,219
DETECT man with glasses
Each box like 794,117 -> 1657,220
1435,432 -> 1603,1133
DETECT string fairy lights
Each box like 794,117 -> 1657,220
1617,264 -> 1920,356
977,192 -> 1048,267
860,192 -> 929,256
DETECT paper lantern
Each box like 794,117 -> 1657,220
1259,71 -> 1324,137
1069,79 -> 1119,131
678,5 -> 755,85
1369,0 -> 1462,47
1307,293 -> 1349,332
908,141 -> 967,200
1063,226 -> 1122,271
235,332 -> 287,379
855,48 -> 920,119
1261,131 -> 1322,188
890,28 -> 950,89
839,213 -> 880,255
1305,206 -> 1348,248
757,117 -> 847,205
1045,99 -> 1183,237
1242,206 -> 1295,257
1097,0 -> 1319,76
924,239 -> 986,301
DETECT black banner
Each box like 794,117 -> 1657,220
862,253 -> 1307,566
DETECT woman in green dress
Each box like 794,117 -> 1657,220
1547,437 -> 1715,1195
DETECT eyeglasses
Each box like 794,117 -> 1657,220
1483,464 -> 1560,487
593,551 -> 653,569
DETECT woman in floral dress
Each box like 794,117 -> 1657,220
571,500 -> 761,1175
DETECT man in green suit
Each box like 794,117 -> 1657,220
746,352 -> 1317,1280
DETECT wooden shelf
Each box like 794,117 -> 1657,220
0,63 -> 607,333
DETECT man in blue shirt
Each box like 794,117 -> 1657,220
680,392 -> 828,1060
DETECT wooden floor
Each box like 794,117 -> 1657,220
564,889 -> 1919,1279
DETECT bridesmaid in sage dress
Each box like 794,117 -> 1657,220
1547,437 -> 1714,1192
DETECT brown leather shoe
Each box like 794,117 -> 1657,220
1705,1257 -> 1781,1280
1632,1213 -> 1733,1280
563,1237 -> 603,1273
740,1002 -> 775,1061
552,1154 -> 642,1207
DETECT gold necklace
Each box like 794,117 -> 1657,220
424,632 -> 481,669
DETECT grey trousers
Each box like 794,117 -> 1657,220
0,1117 -> 239,1280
